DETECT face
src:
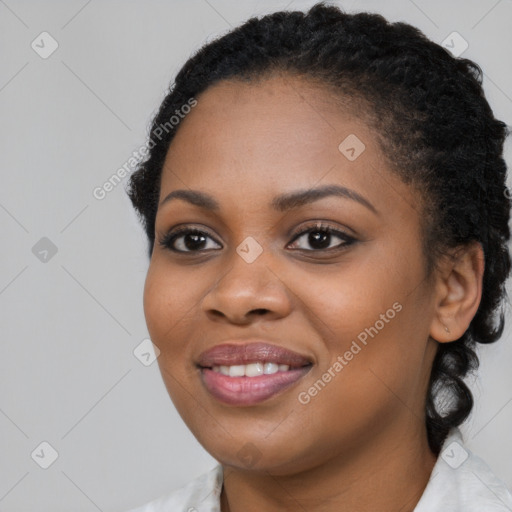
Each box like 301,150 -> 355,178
143,73 -> 439,475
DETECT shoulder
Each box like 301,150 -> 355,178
414,428 -> 512,512
122,464 -> 223,512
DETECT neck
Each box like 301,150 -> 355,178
220,420 -> 437,512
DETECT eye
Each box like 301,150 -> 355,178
159,226 -> 221,253
287,222 -> 356,252
158,221 -> 356,254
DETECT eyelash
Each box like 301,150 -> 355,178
158,222 -> 357,255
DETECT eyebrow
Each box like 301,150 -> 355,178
159,184 -> 377,215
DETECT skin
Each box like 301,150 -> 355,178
143,73 -> 484,512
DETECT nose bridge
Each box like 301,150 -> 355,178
216,235 -> 273,299
201,235 -> 291,321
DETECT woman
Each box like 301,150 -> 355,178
125,3 -> 512,511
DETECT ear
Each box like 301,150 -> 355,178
429,241 -> 485,343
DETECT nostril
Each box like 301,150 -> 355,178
252,309 -> 269,315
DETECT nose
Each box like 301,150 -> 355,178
201,248 -> 293,325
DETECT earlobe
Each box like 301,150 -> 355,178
429,242 -> 484,343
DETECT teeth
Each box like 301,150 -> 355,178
211,362 -> 292,377
263,362 -> 279,374
245,362 -> 264,377
228,365 -> 245,377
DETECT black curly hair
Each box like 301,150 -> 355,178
126,1 -> 511,455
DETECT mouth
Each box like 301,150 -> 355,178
196,341 -> 313,406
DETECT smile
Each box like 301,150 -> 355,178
200,365 -> 312,406
212,362 -> 293,377
197,341 -> 313,405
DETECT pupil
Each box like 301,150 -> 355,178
310,231 -> 330,249
185,233 -> 206,250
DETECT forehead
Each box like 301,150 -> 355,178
163,76 -> 373,182
158,74 -> 420,226
171,73 -> 362,141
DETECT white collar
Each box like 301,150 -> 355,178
127,427 -> 512,511
414,427 -> 512,511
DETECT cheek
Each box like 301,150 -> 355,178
143,261 -> 204,354
290,258 -> 406,345
143,262 -> 205,409
292,250 -> 430,389
311,300 -> 430,427
144,261 -> 197,337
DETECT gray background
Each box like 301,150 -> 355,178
0,0 -> 511,510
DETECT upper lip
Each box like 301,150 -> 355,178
197,341 -> 313,368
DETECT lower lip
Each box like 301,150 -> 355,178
200,366 -> 312,406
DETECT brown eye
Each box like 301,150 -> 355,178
288,224 -> 356,252
159,227 -> 222,253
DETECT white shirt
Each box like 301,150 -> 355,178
125,428 -> 512,511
